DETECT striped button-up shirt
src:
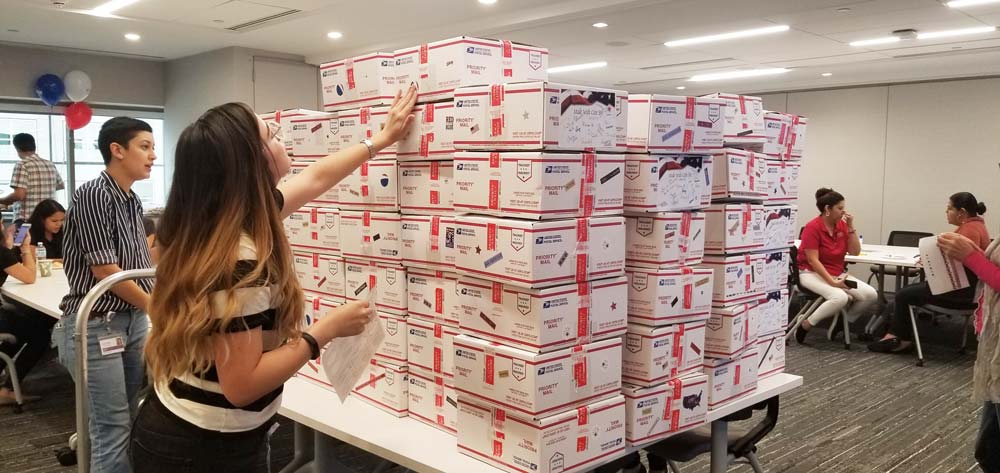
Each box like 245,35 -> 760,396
59,171 -> 153,316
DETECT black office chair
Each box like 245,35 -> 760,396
785,245 -> 851,349
866,231 -> 931,298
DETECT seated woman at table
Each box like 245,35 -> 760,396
869,192 -> 990,353
794,188 -> 878,344
27,199 -> 65,262
0,221 -> 44,405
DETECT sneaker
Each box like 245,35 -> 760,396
867,337 -> 901,353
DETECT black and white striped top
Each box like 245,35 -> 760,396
156,235 -> 284,433
59,171 -> 154,316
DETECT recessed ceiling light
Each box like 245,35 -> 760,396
917,26 -> 996,40
849,36 -> 901,47
836,7 -> 851,13
547,61 -> 608,74
89,0 -> 140,17
821,72 -> 833,77
7,29 -> 19,33
124,33 -> 141,41
675,86 -> 686,90
327,31 -> 343,40
947,0 -> 1000,7
213,19 -> 224,24
478,0 -> 497,4
665,25 -> 790,47
592,22 -> 609,28
689,68 -> 790,82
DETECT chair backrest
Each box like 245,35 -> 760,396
788,245 -> 801,288
886,230 -> 933,248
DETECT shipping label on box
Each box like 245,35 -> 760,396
293,250 -> 346,300
706,303 -> 758,359
622,374 -> 708,447
344,259 -> 407,315
373,311 -> 408,365
626,267 -> 713,326
457,395 -> 625,473
626,95 -> 726,153
453,152 -> 624,219
704,204 -> 765,254
623,154 -> 712,213
453,82 -> 624,152
457,276 -> 628,353
700,253 -> 766,305
397,103 -> 457,160
702,94 -> 765,147
622,322 -> 706,386
759,249 -> 790,293
408,316 -> 458,377
762,205 -> 796,251
288,113 -> 341,159
336,159 -> 399,211
336,106 -> 396,157
398,161 -> 455,215
757,289 -> 789,337
703,349 -> 757,409
711,149 -> 767,201
407,269 -> 460,326
453,335 -> 622,418
764,159 -> 800,204
320,52 -> 397,112
340,211 -> 402,263
352,359 -> 409,417
755,335 -> 785,379
625,212 -> 706,268
401,215 -> 457,271
453,216 -> 626,289
408,366 -> 458,434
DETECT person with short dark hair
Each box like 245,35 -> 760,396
0,219 -> 41,405
27,199 -> 66,261
1,133 -> 65,221
869,192 -> 990,353
793,188 -> 878,344
57,116 -> 156,473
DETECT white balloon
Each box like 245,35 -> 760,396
63,70 -> 92,102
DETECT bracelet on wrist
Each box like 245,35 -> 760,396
300,332 -> 321,360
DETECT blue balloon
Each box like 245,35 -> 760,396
34,74 -> 65,106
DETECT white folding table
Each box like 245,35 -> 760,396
2,270 -> 68,319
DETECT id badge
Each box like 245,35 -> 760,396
98,334 -> 126,357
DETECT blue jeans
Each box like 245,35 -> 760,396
57,309 -> 149,473
978,402 -> 1000,473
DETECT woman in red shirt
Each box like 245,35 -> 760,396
794,188 -> 878,343
869,192 -> 990,353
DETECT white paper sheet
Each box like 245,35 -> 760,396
919,235 -> 970,295
321,300 -> 384,403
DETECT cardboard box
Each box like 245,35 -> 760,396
335,106 -> 396,157
340,211 -> 402,263
755,335 -> 785,379
395,36 -> 548,103
623,154 -> 713,213
373,311 -> 409,365
625,212 -> 706,268
398,161 -> 455,215
790,116 -> 808,159
705,303 -> 759,359
763,112 -> 805,161
759,248 -> 791,294
453,152 -> 625,219
711,149 -> 767,202
453,335 -> 622,419
320,52 -> 397,112
284,206 -> 313,248
757,289 -> 790,337
764,159 -> 799,205
452,82 -> 625,152
703,349 -> 758,410
456,276 -> 628,353
762,205 -> 797,252
335,159 -> 399,211
297,292 -> 342,382
625,95 -> 726,153
704,204 -> 765,254
407,269 -> 461,326
287,206 -> 341,255
284,160 -> 340,207
700,253 -> 766,306
625,267 -> 713,326
407,316 -> 458,377
408,366 -> 457,435
401,215 -> 458,271
457,395 -> 625,473
288,112 -> 341,159
396,102 -> 458,160
260,108 -> 327,152
622,322 -> 706,386
615,93 -> 628,150
453,216 -> 626,289
293,250 -> 346,301
344,259 -> 408,315
352,359 -> 410,417
701,93 -> 765,147
622,374 -> 708,447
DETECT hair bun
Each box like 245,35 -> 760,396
978,202 -> 988,215
815,187 -> 835,200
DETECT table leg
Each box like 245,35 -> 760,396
315,431 -> 353,472
710,419 -> 729,473
895,266 -> 903,293
278,422 -> 315,473
878,264 -> 887,303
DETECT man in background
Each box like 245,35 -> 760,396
1,133 -> 65,221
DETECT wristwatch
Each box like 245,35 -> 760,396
361,138 -> 375,160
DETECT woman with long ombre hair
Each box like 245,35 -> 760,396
130,87 -> 416,472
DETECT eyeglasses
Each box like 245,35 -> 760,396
267,121 -> 283,141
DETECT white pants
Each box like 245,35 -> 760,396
798,271 -> 879,326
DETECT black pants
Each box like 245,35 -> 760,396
0,301 -> 57,389
890,281 -> 975,342
130,392 -> 274,473
977,402 -> 1000,472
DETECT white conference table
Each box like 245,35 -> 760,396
2,269 -> 68,318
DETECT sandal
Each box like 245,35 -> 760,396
867,337 -> 901,353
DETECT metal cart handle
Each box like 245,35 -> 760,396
74,268 -> 156,472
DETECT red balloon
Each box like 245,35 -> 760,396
65,102 -> 93,130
